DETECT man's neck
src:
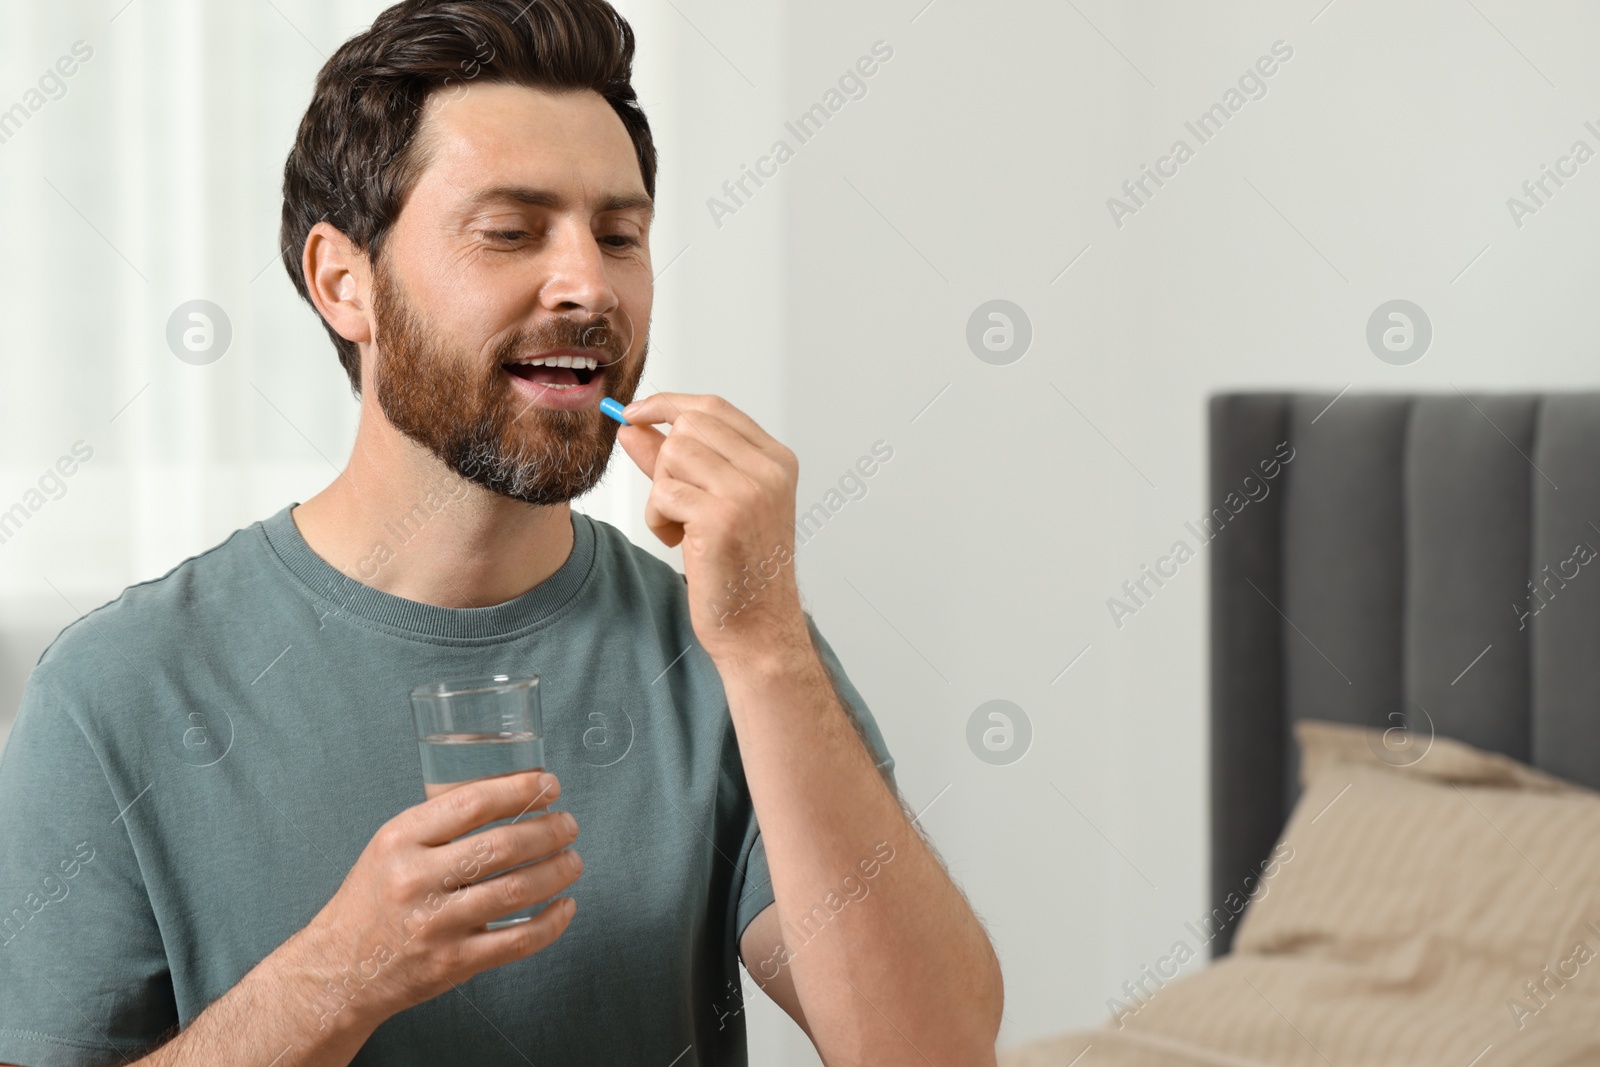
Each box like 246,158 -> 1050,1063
291,415 -> 575,610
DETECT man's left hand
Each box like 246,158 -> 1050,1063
616,393 -> 809,667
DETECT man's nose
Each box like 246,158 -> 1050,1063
539,222 -> 618,317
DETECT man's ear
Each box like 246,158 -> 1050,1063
303,221 -> 374,347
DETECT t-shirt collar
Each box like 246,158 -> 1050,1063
258,501 -> 596,640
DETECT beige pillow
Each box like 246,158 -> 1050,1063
998,721 -> 1600,1067
1235,720 -> 1600,1013
1294,719 -> 1585,795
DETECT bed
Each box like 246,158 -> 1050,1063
1000,392 -> 1600,1067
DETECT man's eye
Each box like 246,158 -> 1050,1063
484,230 -> 529,242
602,235 -> 640,249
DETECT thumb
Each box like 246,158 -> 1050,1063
616,423 -> 666,480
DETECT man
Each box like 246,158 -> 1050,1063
0,1 -> 1002,1064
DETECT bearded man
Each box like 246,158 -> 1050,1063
0,2 -> 1002,1064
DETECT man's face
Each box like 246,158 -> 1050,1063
368,83 -> 653,505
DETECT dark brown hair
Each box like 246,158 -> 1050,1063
279,0 -> 656,395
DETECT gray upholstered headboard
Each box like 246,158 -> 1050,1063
1208,391 -> 1600,955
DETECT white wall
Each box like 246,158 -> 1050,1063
763,0 -> 1600,1053
5,0 -> 1600,1060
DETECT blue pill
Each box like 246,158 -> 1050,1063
599,397 -> 630,425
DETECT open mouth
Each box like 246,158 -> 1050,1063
503,353 -> 601,390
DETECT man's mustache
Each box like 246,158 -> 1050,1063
500,316 -> 630,370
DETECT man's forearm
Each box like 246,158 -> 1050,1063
721,638 -> 1004,1065
121,925 -> 377,1067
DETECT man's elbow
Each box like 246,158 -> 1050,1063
914,950 -> 1006,1066
967,947 -> 1006,1062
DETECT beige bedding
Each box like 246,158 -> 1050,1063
1000,722 -> 1600,1066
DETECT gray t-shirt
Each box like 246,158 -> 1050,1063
0,504 -> 894,1066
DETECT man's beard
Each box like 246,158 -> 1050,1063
369,258 -> 646,506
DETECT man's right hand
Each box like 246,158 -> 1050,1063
287,770 -> 582,1034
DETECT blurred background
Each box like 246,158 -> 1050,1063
4,0 -> 1600,1060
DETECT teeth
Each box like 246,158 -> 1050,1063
511,354 -> 598,370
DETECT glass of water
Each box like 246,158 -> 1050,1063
411,674 -> 548,929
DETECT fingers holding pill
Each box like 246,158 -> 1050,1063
622,393 -> 789,463
612,391 -> 809,663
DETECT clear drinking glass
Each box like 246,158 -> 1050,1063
411,674 -> 547,929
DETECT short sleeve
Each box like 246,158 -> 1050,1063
0,675 -> 177,1066
733,614 -> 897,943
